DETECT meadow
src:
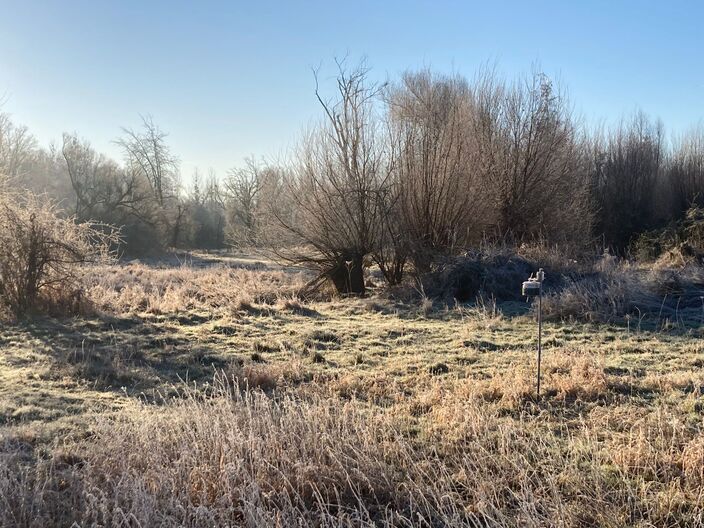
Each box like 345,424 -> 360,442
2,8 -> 704,527
1,252 -> 703,527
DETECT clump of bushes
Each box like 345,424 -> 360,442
0,192 -> 117,318
419,253 -> 533,304
418,243 -> 579,304
412,241 -> 703,326
541,261 -> 704,324
632,206 -> 704,265
540,268 -> 641,322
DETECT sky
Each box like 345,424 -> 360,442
0,0 -> 702,180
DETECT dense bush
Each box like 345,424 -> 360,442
631,206 -> 704,264
0,192 -> 116,317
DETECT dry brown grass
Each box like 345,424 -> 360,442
541,260 -> 704,330
2,364 -> 703,527
1,254 -> 704,527
84,259 -> 311,317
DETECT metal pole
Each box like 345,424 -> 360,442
537,281 -> 542,399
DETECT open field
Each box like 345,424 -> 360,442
3,4 -> 704,526
1,253 -> 704,527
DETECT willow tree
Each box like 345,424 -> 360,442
472,71 -> 593,246
591,112 -> 664,250
387,70 -> 488,273
277,61 -> 392,295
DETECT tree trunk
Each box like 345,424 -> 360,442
327,252 -> 365,295
376,253 -> 406,286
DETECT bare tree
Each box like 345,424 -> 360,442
472,71 -> 593,245
386,70 -> 487,273
224,158 -> 265,245
591,111 -> 664,250
115,116 -> 185,248
62,134 -> 150,221
116,115 -> 178,207
62,134 -> 161,253
274,61 -> 392,294
0,113 -> 36,184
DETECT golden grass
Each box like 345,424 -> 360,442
83,256 -> 311,317
1,254 -> 703,526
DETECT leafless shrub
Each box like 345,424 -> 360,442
590,112 -> 664,251
0,192 -> 117,317
419,293 -> 434,317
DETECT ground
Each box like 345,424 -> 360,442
1,252 -> 703,527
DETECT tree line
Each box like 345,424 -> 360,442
1,61 -> 703,294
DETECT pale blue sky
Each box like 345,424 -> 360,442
0,0 -> 702,179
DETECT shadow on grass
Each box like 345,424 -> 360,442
15,314 -> 231,399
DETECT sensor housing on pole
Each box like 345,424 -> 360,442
523,268 -> 545,399
522,280 -> 541,297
